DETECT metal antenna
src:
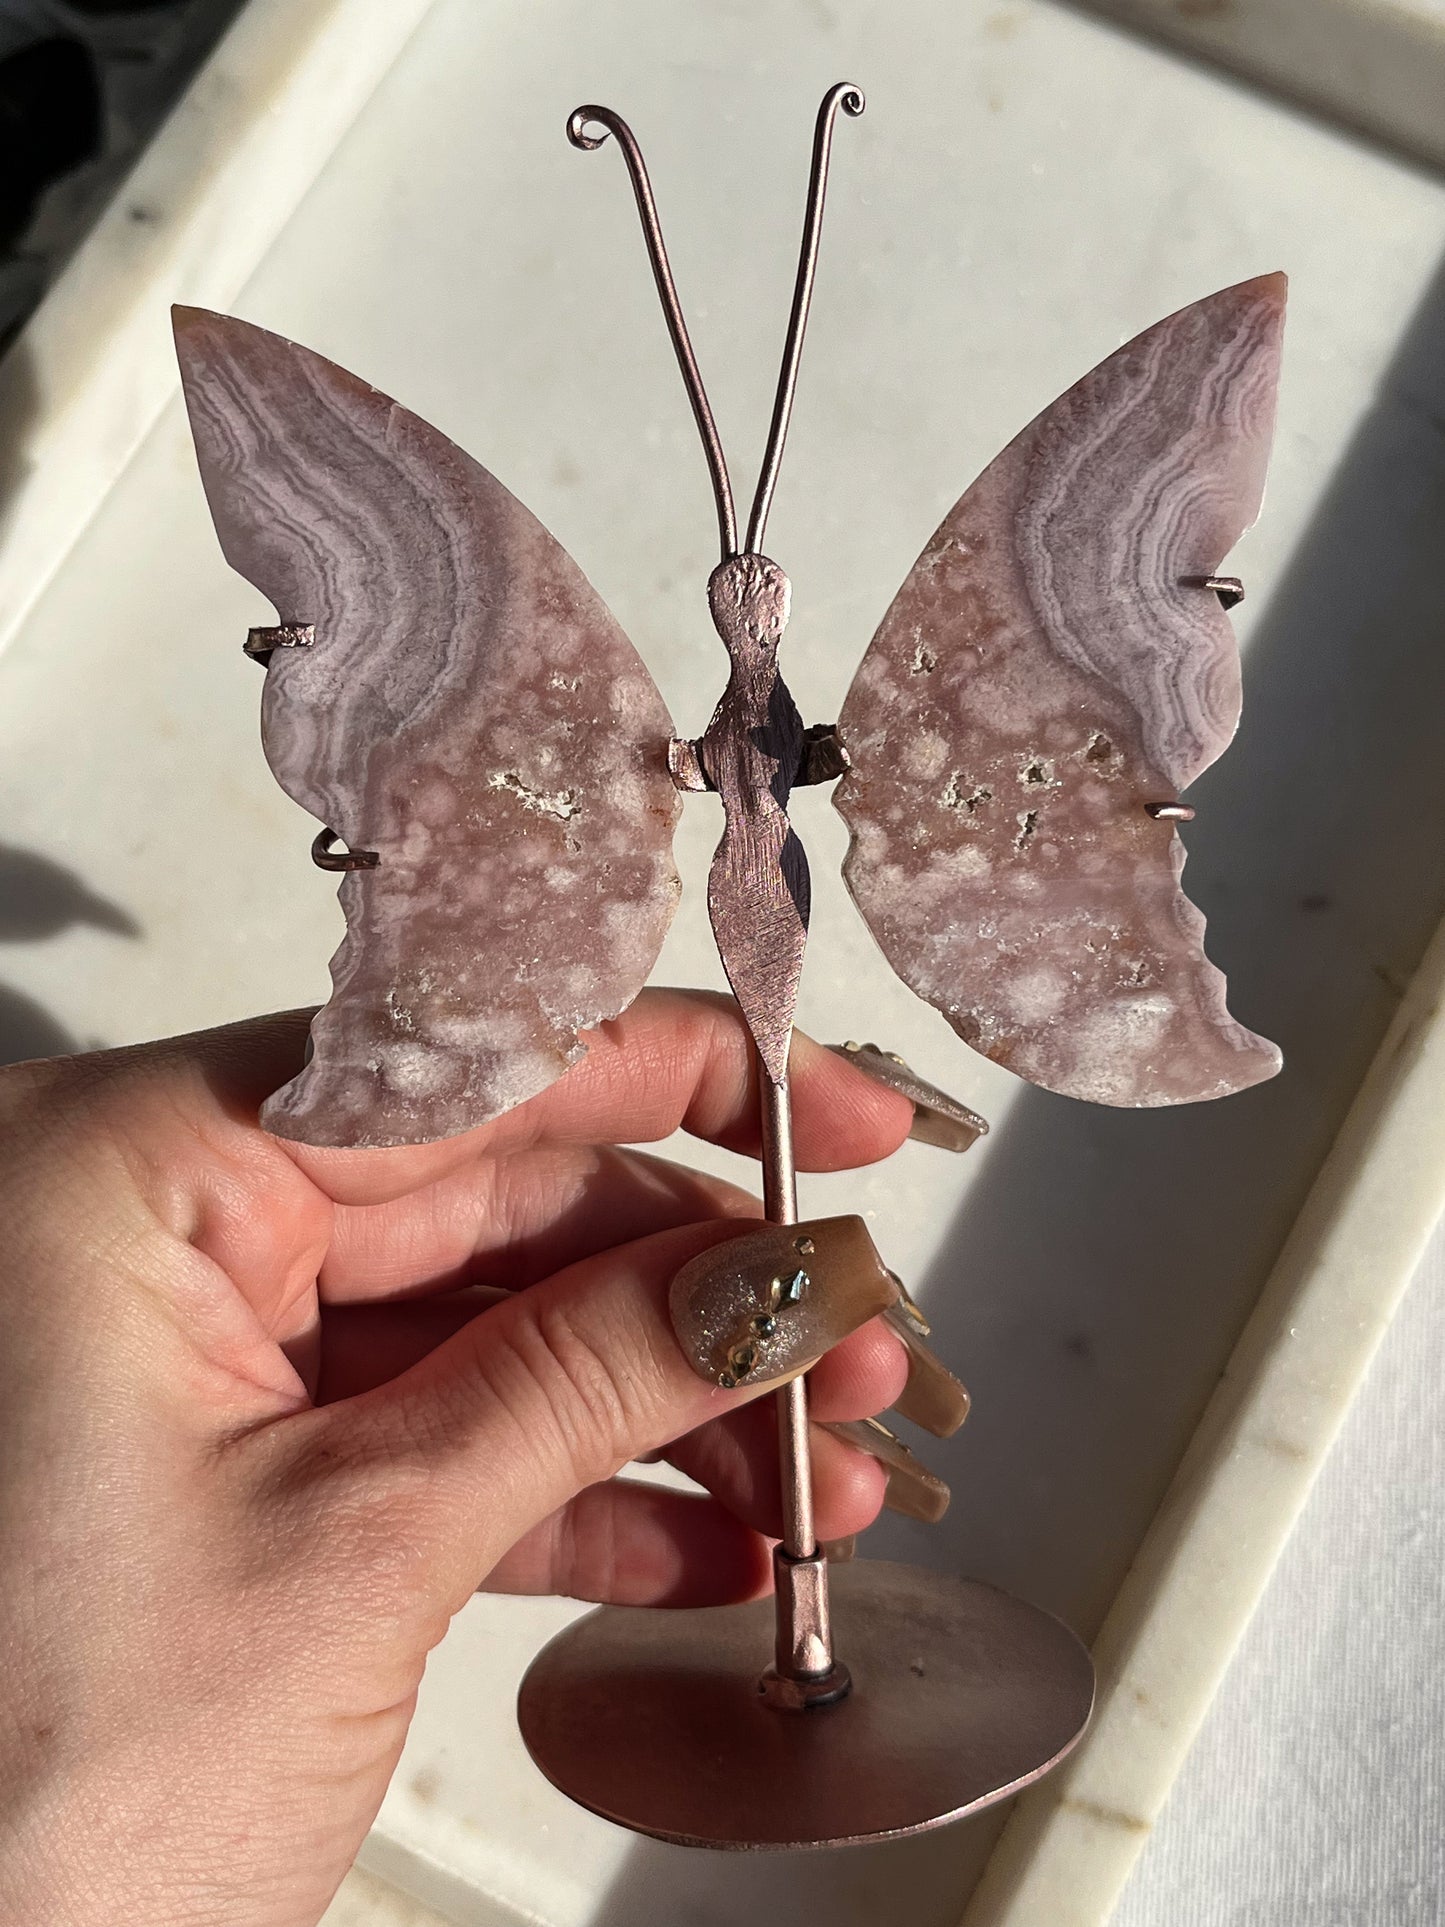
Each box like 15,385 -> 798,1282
568,105 -> 738,561
744,83 -> 864,557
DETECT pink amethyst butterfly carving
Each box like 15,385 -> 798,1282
175,91 -> 1284,1151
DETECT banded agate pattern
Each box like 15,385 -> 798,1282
176,308 -> 680,1146
835,276 -> 1285,1106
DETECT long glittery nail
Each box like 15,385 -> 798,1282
669,1215 -> 897,1391
821,1416 -> 951,1524
882,1281 -> 971,1437
828,1041 -> 987,1152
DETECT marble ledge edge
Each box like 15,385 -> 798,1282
1078,0 -> 1445,173
0,0 -> 438,665
959,907 -> 1445,1927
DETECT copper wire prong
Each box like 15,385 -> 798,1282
244,622 -> 314,666
745,83 -> 864,557
666,737 -> 710,792
568,103 -> 737,560
311,827 -> 380,872
1181,574 -> 1245,611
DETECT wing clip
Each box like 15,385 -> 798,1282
1181,574 -> 1245,611
311,827 -> 379,873
244,622 -> 314,667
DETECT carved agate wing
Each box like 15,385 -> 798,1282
175,308 -> 680,1148
834,275 -> 1285,1107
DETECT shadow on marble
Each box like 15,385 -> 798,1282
1064,0 -> 1445,176
587,1812 -> 1004,1927
586,250 -> 1445,1925
0,332 -> 36,520
0,840 -> 138,1064
0,981 -> 76,1063
0,840 -> 139,941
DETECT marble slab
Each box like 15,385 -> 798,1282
2,2 -> 1445,1924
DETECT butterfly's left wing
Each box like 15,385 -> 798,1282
834,276 -> 1284,1107
176,307 -> 680,1148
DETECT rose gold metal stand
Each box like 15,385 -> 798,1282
518,1558 -> 1093,1851
755,1072 -> 853,1709
516,1053 -> 1095,1850
516,86 -> 1095,1850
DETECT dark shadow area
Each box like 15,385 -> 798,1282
0,841 -> 140,941
589,254 -> 1445,1927
1061,2 -> 1444,179
0,982 -> 76,1063
0,0 -> 251,352
0,843 -> 139,1065
0,26 -> 101,347
589,1821 -> 998,1927
0,329 -> 35,533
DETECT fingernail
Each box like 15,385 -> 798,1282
822,1535 -> 858,1563
669,1215 -> 897,1392
829,1042 -> 988,1152
821,1417 -> 951,1524
883,1285 -> 972,1437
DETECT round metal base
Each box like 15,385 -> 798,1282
517,1559 -> 1095,1850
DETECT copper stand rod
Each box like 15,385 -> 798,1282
759,1064 -> 848,1701
759,1070 -> 815,1560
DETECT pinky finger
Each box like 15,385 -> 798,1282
481,1479 -> 774,1609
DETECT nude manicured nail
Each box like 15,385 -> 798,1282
669,1215 -> 897,1391
821,1417 -> 951,1524
828,1041 -> 987,1152
821,1535 -> 858,1563
883,1284 -> 972,1438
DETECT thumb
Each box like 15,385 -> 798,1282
306,1220 -> 758,1610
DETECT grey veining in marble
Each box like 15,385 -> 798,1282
835,277 -> 1286,1107
175,307 -> 680,1147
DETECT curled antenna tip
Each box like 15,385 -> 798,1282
567,105 -> 612,151
743,79 -> 866,555
563,97 -> 738,557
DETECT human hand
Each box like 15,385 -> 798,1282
0,990 -> 913,1927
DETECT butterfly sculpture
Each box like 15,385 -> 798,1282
174,81 -> 1286,1852
174,101 -> 1282,1152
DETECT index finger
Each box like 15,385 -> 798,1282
285,989 -> 913,1206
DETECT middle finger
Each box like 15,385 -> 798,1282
318,1143 -> 763,1303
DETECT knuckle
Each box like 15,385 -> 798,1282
504,1296 -> 663,1489
529,1304 -> 633,1479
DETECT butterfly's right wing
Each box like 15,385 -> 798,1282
176,307 -> 681,1147
835,276 -> 1285,1107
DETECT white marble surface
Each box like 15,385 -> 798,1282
962,916 -> 1445,1927
1114,1213 -> 1445,1927
1,1 -> 1444,1922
